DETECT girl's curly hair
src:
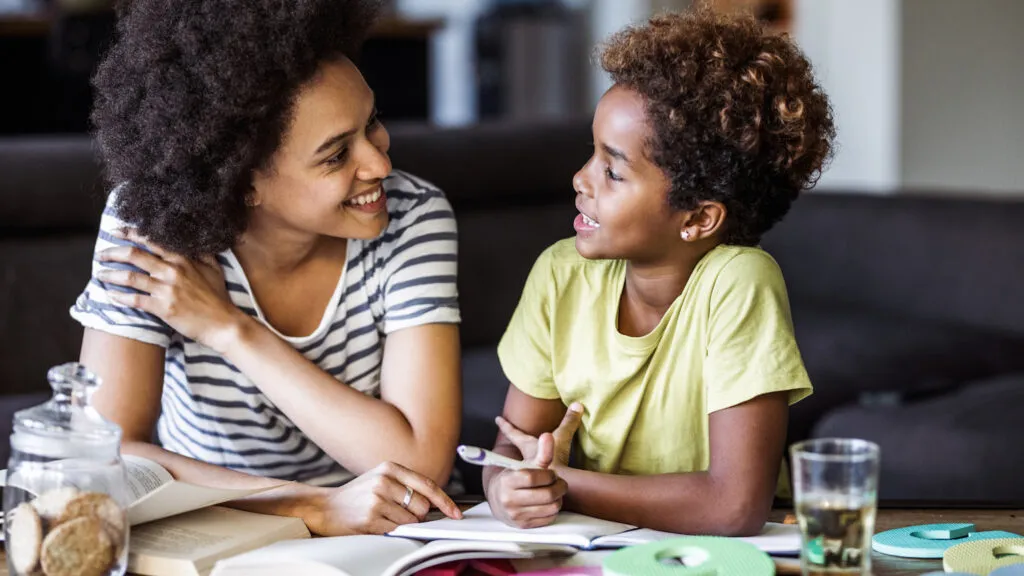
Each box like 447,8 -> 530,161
92,0 -> 382,256
600,8 -> 836,245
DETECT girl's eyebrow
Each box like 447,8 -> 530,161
601,142 -> 633,166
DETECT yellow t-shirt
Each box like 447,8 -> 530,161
497,239 -> 812,477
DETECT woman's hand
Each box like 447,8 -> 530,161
485,404 -> 582,529
306,461 -> 463,536
95,229 -> 246,353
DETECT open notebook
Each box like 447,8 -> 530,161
390,503 -> 802,554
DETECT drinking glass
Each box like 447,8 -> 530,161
790,438 -> 880,575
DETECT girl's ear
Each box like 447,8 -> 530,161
679,201 -> 727,241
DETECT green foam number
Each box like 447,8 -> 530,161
603,537 -> 775,576
943,537 -> 1024,575
872,523 -> 1021,559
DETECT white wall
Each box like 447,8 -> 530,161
794,0 -> 902,193
587,0 -> 693,106
396,0 -> 490,126
900,0 -> 1024,195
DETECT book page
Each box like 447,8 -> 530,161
590,522 -> 802,554
129,506 -> 311,575
211,535 -> 422,576
385,541 -> 577,576
124,455 -> 287,526
124,454 -> 175,501
388,502 -> 635,549
210,536 -> 577,576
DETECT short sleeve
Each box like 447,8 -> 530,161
382,175 -> 461,333
704,251 -> 812,414
497,247 -> 560,400
69,192 -> 173,347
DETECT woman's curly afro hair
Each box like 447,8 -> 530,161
600,8 -> 835,245
92,0 -> 382,256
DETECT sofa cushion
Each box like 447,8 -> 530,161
457,347 -> 510,494
789,302 -> 1024,442
763,192 -> 1024,338
0,236 -> 95,396
0,393 -> 52,465
812,373 -> 1024,503
0,137 -> 105,232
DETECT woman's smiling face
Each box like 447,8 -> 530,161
250,57 -> 393,241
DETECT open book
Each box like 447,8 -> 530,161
121,455 -> 310,576
1,455 -> 309,576
210,536 -> 577,576
122,454 -> 283,525
390,503 -> 801,554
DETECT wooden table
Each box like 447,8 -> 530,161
767,508 -> 1024,575
0,508 -> 1020,575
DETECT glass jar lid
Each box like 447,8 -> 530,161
11,362 -> 122,460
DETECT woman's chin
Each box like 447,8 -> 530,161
330,213 -> 390,240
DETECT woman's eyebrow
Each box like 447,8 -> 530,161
313,93 -> 377,157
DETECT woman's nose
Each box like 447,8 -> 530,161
357,136 -> 392,182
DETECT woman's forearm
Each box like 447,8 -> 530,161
215,315 -> 454,483
122,441 -> 324,522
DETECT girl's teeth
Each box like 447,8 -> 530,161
583,214 -> 600,228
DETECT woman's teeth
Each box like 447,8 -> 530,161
346,188 -> 382,206
583,214 -> 600,228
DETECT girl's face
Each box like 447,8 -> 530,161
572,85 -> 686,263
250,57 -> 392,240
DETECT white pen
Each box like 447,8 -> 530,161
456,445 -> 541,470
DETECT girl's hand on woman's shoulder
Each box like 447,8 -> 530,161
96,228 -> 247,352
304,461 -> 462,536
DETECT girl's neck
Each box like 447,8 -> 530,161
618,244 -> 718,336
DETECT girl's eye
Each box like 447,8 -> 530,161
367,109 -> 380,130
325,148 -> 349,165
605,166 -> 623,182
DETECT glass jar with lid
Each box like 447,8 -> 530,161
3,362 -> 129,576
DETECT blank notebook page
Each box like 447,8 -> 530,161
389,503 -> 636,549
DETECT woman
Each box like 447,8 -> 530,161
72,0 -> 463,535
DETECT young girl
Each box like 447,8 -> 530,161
484,9 -> 835,536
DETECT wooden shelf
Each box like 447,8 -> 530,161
0,10 -> 442,40
709,0 -> 793,34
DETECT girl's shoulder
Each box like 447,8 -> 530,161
693,244 -> 789,304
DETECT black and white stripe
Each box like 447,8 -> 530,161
71,171 -> 460,485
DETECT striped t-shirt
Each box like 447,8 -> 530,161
70,171 -> 460,486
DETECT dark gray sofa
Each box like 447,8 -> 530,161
2,119 -> 1023,502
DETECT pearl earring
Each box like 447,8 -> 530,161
681,230 -> 691,240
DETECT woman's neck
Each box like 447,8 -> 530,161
233,218 -> 334,276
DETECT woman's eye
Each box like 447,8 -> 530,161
326,148 -> 349,165
605,166 -> 623,182
367,109 -> 380,130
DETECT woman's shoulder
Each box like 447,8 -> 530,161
380,170 -> 455,234
383,170 -> 449,208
